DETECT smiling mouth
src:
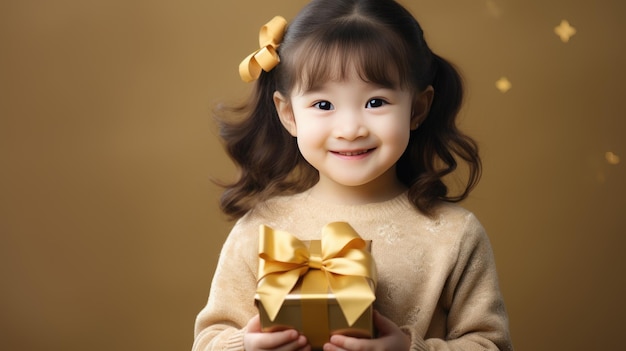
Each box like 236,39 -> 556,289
334,149 -> 373,156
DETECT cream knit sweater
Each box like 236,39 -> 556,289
192,191 -> 512,350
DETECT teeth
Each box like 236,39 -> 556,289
340,150 -> 367,156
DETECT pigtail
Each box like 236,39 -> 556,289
216,71 -> 315,219
216,0 -> 482,219
402,54 -> 482,215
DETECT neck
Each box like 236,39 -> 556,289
309,173 -> 407,206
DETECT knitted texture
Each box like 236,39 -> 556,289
192,191 -> 513,350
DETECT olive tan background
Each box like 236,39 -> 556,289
1,1 -> 624,350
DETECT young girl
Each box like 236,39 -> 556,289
193,0 -> 512,350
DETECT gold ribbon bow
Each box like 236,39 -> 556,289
238,16 -> 287,82
257,222 -> 377,326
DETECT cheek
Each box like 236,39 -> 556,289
378,121 -> 411,159
378,119 -> 411,144
391,129 -> 411,154
391,124 -> 411,139
294,120 -> 326,150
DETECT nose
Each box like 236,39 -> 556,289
332,110 -> 368,140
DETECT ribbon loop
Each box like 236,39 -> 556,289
257,222 -> 377,325
239,16 -> 287,82
255,46 -> 280,71
259,16 -> 286,47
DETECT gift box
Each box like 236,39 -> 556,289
255,222 -> 377,349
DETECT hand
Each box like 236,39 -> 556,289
243,314 -> 311,351
323,311 -> 410,351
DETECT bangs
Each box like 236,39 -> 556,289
283,19 -> 414,93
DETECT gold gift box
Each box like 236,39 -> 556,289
255,240 -> 374,349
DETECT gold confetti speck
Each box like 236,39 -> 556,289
605,151 -> 620,165
485,0 -> 503,19
495,77 -> 512,93
554,20 -> 577,43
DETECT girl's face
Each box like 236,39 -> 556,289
275,72 -> 428,203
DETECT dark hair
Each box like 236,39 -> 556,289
216,0 -> 481,219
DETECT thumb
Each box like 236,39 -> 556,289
373,310 -> 396,336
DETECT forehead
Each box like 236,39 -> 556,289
294,44 -> 402,93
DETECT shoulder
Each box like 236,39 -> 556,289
228,192 -> 306,239
242,192 -> 305,224
433,202 -> 483,229
426,201 -> 489,245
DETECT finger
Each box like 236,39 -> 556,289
259,329 -> 301,349
296,345 -> 310,351
245,327 -> 304,351
293,334 -> 309,351
373,310 -> 395,335
269,332 -> 308,351
328,334 -> 363,351
246,314 -> 262,333
322,340 -> 345,351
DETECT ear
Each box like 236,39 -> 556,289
410,85 -> 434,130
273,91 -> 297,136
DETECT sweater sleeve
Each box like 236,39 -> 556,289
192,219 -> 259,351
406,213 -> 513,351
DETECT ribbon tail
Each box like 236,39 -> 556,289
327,274 -> 376,326
257,224 -> 312,321
257,270 -> 302,321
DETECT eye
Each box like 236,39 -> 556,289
365,98 -> 387,108
313,101 -> 334,110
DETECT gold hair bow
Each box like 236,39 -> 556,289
257,222 -> 377,326
238,16 -> 287,82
